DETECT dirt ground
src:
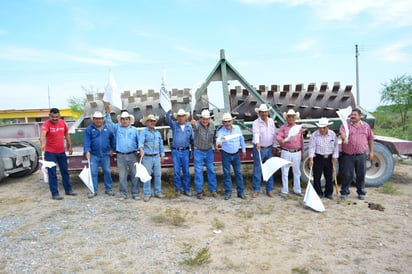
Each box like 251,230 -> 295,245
0,162 -> 411,274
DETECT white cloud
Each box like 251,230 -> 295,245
292,39 -> 317,51
374,38 -> 412,62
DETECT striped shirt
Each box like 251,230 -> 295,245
308,129 -> 339,158
192,120 -> 216,150
252,117 -> 277,147
340,121 -> 374,154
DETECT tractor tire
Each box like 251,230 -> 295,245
364,142 -> 394,187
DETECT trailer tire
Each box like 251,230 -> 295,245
364,142 -> 394,187
8,141 -> 41,178
0,157 -> 5,182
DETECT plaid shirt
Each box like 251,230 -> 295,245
192,120 -> 216,150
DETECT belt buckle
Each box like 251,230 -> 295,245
323,155 -> 329,159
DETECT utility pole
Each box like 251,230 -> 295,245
355,44 -> 360,105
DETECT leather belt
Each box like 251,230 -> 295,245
117,151 -> 136,155
145,153 -> 158,157
343,152 -> 365,156
222,150 -> 239,156
260,145 -> 273,149
315,153 -> 331,159
194,147 -> 212,152
172,147 -> 190,151
281,148 -> 301,153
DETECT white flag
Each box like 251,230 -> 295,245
336,106 -> 352,140
259,154 -> 292,182
135,162 -> 152,182
103,70 -> 122,110
303,167 -> 325,212
159,71 -> 171,112
284,124 -> 302,142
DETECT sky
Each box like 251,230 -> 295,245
0,0 -> 411,112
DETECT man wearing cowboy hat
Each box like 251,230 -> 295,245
83,110 -> 116,198
190,109 -> 218,199
339,108 -> 374,200
308,117 -> 339,199
139,114 -> 165,202
276,108 -> 304,197
251,103 -> 278,198
166,108 -> 194,196
104,103 -> 140,200
216,113 -> 246,200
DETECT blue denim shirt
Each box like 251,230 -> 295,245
83,123 -> 115,157
166,111 -> 194,149
216,124 -> 246,154
139,127 -> 165,156
105,113 -> 139,153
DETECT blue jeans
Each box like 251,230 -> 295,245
252,145 -> 274,192
340,153 -> 366,196
141,155 -> 162,197
172,149 -> 191,193
193,149 -> 217,193
45,151 -> 72,196
90,154 -> 113,193
222,151 -> 244,195
117,153 -> 140,197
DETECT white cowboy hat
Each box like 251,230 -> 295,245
91,111 -> 104,119
140,114 -> 159,124
117,111 -> 135,124
197,109 -> 213,118
282,109 -> 300,119
315,117 -> 333,128
173,109 -> 190,119
221,112 -> 235,122
255,104 -> 269,113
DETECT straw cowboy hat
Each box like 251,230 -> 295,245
315,117 -> 333,128
173,109 -> 190,119
117,111 -> 135,124
282,109 -> 300,119
91,111 -> 104,119
140,114 -> 159,124
255,104 -> 269,113
221,112 -> 236,122
197,109 -> 213,118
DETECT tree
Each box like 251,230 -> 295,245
380,75 -> 412,131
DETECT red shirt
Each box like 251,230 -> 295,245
42,119 -> 68,153
340,121 -> 374,154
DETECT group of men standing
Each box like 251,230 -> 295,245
40,104 -> 374,202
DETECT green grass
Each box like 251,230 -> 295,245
151,208 -> 187,226
377,182 -> 399,195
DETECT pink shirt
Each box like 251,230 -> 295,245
340,120 -> 374,154
42,119 -> 68,153
276,123 -> 304,154
252,117 -> 277,147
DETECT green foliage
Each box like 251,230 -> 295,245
380,75 -> 412,131
68,96 -> 87,118
377,182 -> 399,195
373,106 -> 412,140
151,208 -> 187,226
180,245 -> 211,266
